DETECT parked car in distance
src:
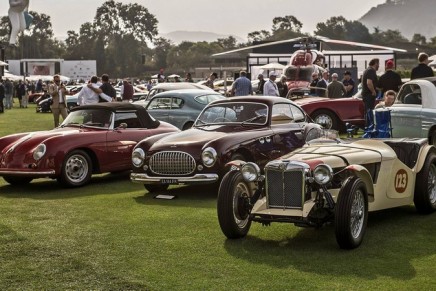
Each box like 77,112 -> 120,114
292,90 -> 365,132
390,77 -> 436,145
130,96 -> 323,193
145,89 -> 225,130
135,82 -> 215,108
217,133 -> 436,249
0,103 -> 179,187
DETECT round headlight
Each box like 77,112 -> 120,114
241,162 -> 260,182
132,148 -> 145,167
33,144 -> 46,161
201,147 -> 217,167
313,164 -> 333,185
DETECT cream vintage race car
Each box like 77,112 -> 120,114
217,133 -> 436,249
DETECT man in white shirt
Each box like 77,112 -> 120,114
263,71 -> 279,96
77,76 -> 112,105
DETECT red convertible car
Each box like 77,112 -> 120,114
292,91 -> 365,132
0,103 -> 179,187
130,96 -> 323,192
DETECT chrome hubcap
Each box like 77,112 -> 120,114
350,189 -> 365,238
232,182 -> 250,228
65,154 -> 89,183
315,114 -> 332,129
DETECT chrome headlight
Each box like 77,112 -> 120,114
313,164 -> 333,185
33,144 -> 46,161
241,162 -> 260,182
201,147 -> 217,167
132,148 -> 145,167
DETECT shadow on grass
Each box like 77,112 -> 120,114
134,184 -> 218,207
223,206 -> 436,280
0,171 -> 141,199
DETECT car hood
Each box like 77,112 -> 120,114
1,127 -> 95,154
278,139 -> 396,169
149,125 -> 266,152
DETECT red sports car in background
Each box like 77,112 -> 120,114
292,91 -> 365,132
0,103 -> 179,187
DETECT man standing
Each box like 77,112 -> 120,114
316,71 -> 329,97
327,73 -> 347,98
309,72 -> 319,95
377,60 -> 402,94
342,71 -> 355,97
411,52 -> 434,80
120,80 -> 134,102
89,74 -> 116,102
362,58 -> 380,127
231,71 -> 253,96
255,73 -> 266,95
205,72 -> 217,89
4,78 -> 13,109
263,71 -> 279,97
48,75 -> 69,127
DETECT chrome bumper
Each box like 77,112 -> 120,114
130,173 -> 219,185
0,169 -> 55,177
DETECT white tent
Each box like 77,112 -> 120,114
259,63 -> 286,70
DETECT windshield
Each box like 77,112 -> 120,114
195,102 -> 268,126
61,109 -> 113,129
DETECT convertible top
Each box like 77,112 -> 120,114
71,102 -> 160,129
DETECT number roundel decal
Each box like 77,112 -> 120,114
394,169 -> 408,193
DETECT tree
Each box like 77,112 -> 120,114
247,30 -> 271,43
272,16 -> 302,33
411,33 -> 427,45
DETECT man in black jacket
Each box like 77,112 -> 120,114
411,53 -> 434,80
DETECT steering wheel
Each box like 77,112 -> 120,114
213,117 -> 232,122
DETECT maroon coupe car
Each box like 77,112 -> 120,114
0,103 -> 179,187
130,96 -> 323,193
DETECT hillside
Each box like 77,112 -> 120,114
160,31 -> 245,44
359,0 -> 436,39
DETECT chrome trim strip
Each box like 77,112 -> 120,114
130,173 -> 219,184
0,170 -> 55,176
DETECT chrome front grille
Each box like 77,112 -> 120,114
149,151 -> 196,176
266,168 -> 304,209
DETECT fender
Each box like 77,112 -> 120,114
415,145 -> 435,173
344,164 -> 374,199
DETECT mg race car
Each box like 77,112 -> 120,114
217,133 -> 436,249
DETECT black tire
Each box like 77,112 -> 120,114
414,151 -> 436,214
230,153 -> 246,161
311,110 -> 340,131
3,176 -> 33,185
58,150 -> 92,187
182,121 -> 194,131
144,184 -> 169,193
217,171 -> 252,239
335,177 -> 368,249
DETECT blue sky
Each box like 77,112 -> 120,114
0,0 -> 385,39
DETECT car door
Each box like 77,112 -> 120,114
104,112 -> 155,171
167,97 -> 189,129
146,96 -> 171,123
390,83 -> 422,138
270,103 -> 306,156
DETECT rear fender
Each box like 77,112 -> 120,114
344,164 -> 374,201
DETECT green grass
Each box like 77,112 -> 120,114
0,104 -> 435,290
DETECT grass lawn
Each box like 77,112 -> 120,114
0,103 -> 435,290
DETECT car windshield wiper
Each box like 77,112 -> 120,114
241,115 -> 265,126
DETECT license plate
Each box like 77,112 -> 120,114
160,179 -> 178,184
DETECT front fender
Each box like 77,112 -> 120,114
345,164 -> 374,200
136,132 -> 177,152
225,160 -> 247,171
415,145 -> 435,173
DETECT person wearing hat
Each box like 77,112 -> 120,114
256,73 -> 266,95
411,52 -> 434,80
205,72 -> 218,89
231,70 -> 253,96
263,71 -> 279,96
377,60 -> 402,94
342,71 -> 355,97
327,73 -> 346,98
